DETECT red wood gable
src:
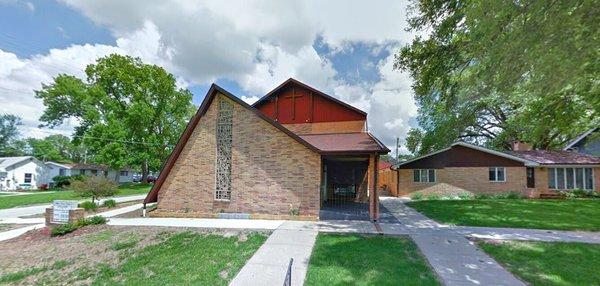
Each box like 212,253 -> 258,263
253,79 -> 367,124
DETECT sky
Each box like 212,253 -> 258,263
0,0 -> 419,154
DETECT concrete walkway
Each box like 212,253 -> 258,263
455,226 -> 600,244
230,221 -> 318,286
0,194 -> 146,218
380,197 -> 526,286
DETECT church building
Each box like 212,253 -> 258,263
144,78 -> 389,220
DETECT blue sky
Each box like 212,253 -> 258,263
0,0 -> 417,152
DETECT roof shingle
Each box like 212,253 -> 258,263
298,133 -> 389,154
506,150 -> 600,165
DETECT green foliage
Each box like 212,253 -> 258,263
110,239 -> 139,251
559,189 -> 596,199
491,192 -> 523,200
27,134 -> 76,162
35,54 -> 195,177
101,199 -> 117,208
0,114 -> 24,156
52,175 -> 73,188
411,192 -> 424,201
396,1 -> 599,154
51,223 -> 79,236
70,176 -> 118,203
0,260 -> 69,283
51,216 -> 107,236
78,201 -> 98,211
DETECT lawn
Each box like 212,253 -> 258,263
478,240 -> 600,286
305,234 -> 439,286
0,183 -> 151,210
407,199 -> 600,231
0,227 -> 267,285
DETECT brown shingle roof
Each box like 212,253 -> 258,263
299,133 -> 389,154
506,150 -> 600,165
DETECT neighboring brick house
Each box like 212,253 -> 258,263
564,127 -> 600,156
144,79 -> 389,220
387,142 -> 600,197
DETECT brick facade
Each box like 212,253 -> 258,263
154,93 -> 322,219
395,166 -> 600,197
282,120 -> 365,135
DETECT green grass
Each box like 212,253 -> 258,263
305,234 -> 439,286
478,240 -> 600,286
91,231 -> 267,285
0,260 -> 69,283
407,199 -> 600,231
0,183 -> 151,210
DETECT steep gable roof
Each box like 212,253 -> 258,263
252,78 -> 367,117
144,84 -> 320,204
564,127 -> 598,150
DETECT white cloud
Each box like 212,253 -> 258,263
2,0 -> 418,151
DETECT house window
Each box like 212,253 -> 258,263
24,173 -> 32,183
59,168 -> 66,176
90,169 -> 98,176
489,167 -> 506,182
215,98 -> 233,200
548,167 -> 594,190
120,171 -> 128,176
413,169 -> 436,183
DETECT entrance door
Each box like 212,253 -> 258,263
320,156 -> 370,220
526,167 -> 535,188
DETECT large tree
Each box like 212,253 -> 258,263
36,54 -> 195,180
0,114 -> 25,156
27,134 -> 75,162
396,0 -> 599,155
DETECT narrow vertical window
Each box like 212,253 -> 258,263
584,168 -> 594,190
548,168 -> 556,189
215,98 -> 233,200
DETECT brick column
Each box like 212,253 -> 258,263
368,154 -> 380,221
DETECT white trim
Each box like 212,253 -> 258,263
413,169 -> 436,183
547,167 -> 595,190
489,167 -> 506,182
564,127 -> 597,150
45,161 -> 72,169
393,141 -> 538,168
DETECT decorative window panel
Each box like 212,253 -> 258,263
215,98 -> 233,200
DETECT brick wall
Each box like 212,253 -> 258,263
398,167 -> 527,196
397,166 -> 600,197
282,120 -> 365,134
155,93 -> 322,219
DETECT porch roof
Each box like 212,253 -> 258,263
299,132 -> 389,155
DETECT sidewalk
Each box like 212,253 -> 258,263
229,221 -> 318,286
455,226 -> 600,244
380,197 -> 526,286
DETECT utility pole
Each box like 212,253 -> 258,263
396,137 -> 400,160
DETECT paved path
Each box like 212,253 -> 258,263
380,197 -> 526,286
230,221 -> 318,286
455,226 -> 600,244
0,194 -> 146,218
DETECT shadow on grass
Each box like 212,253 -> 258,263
305,234 -> 439,286
407,199 -> 600,231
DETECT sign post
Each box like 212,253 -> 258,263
50,200 -> 79,224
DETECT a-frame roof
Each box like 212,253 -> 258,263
144,84 -> 320,204
251,78 -> 367,117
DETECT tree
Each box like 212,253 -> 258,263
27,134 -> 73,162
0,114 -> 24,156
70,176 -> 118,203
35,54 -> 195,180
396,0 -> 599,155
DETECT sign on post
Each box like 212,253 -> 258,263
52,200 -> 79,223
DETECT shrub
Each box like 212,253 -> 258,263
78,201 -> 98,211
52,175 -> 72,188
411,192 -> 424,201
102,199 -> 117,208
425,194 -> 441,200
475,193 -> 492,199
51,223 -> 78,236
572,189 -> 594,198
492,191 -> 523,199
51,216 -> 107,236
71,176 -> 118,203
457,192 -> 473,200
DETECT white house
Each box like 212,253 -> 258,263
45,162 -> 134,184
0,157 -> 51,191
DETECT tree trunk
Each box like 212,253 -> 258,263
141,160 -> 149,183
